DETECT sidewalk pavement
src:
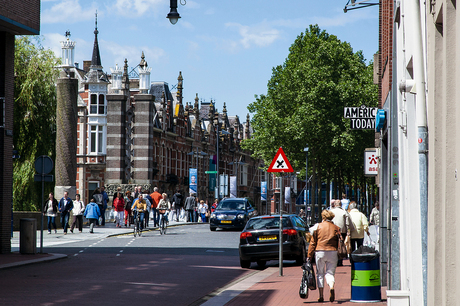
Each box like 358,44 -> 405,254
1,221 -> 387,305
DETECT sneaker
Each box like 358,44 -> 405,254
48,231 -> 51,234
64,232 -> 67,235
54,230 -> 57,234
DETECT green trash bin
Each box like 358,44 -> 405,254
350,246 -> 381,302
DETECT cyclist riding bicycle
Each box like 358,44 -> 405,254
157,193 -> 171,225
131,194 -> 148,231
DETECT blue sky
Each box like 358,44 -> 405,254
39,0 -> 379,122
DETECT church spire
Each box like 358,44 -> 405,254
91,11 -> 102,67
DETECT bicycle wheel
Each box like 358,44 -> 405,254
160,218 -> 165,235
133,218 -> 138,237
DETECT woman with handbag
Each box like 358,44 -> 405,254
307,209 -> 341,303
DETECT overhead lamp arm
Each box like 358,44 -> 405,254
344,0 -> 378,12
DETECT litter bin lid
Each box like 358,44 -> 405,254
351,246 -> 379,262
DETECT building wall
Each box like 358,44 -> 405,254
426,1 -> 459,305
0,0 -> 40,35
0,32 -> 15,254
0,0 -> 40,253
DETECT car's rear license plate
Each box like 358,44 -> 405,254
258,235 -> 277,241
221,220 -> 232,224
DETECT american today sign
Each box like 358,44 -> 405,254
344,105 -> 378,130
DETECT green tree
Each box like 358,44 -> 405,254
13,36 -> 60,211
242,25 -> 377,195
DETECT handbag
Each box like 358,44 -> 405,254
299,269 -> 309,299
337,233 -> 348,259
304,259 -> 316,290
205,210 -> 210,218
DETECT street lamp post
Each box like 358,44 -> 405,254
304,146 -> 310,224
215,122 -> 230,200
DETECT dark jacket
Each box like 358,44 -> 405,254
172,193 -> 183,207
92,193 -> 103,206
43,198 -> 58,215
184,196 -> 196,211
58,197 -> 73,213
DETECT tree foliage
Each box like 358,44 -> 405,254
242,25 -> 378,188
13,36 -> 60,211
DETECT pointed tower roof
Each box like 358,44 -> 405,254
91,11 -> 102,67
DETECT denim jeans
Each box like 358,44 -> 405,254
47,216 -> 56,232
159,212 -> 169,225
60,212 -> 70,233
187,210 -> 195,222
152,208 -> 159,226
134,211 -> 145,230
200,213 -> 207,223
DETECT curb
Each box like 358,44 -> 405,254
0,253 -> 68,270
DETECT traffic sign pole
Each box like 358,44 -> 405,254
279,174 -> 283,277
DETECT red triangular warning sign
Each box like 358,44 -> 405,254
267,147 -> 294,173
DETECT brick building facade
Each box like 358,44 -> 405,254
0,0 -> 40,253
61,23 -> 266,211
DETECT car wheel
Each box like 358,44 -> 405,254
240,258 -> 251,269
210,226 -> 216,231
257,260 -> 266,268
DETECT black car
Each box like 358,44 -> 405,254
209,198 -> 257,231
238,214 -> 308,268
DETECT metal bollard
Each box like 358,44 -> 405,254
20,218 -> 37,254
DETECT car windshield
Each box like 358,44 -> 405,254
245,217 -> 292,230
216,200 -> 246,210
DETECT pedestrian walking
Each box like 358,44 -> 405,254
340,193 -> 350,211
70,194 -> 85,233
91,188 -> 103,225
172,189 -> 183,222
150,187 -> 163,227
113,192 -> 125,227
210,198 -> 218,213
370,201 -> 380,226
124,191 -> 133,227
143,192 -> 152,228
100,186 -> 109,225
43,192 -> 58,234
58,191 -> 73,234
198,200 -> 208,223
184,193 -> 196,222
84,199 -> 101,233
307,209 -> 341,303
348,201 -> 370,252
330,200 -> 352,266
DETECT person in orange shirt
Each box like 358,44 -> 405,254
150,187 -> 163,227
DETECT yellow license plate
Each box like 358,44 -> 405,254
221,220 -> 232,224
258,235 -> 277,241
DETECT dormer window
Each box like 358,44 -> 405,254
90,93 -> 105,115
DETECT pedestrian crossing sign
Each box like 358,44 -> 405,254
267,147 -> 294,173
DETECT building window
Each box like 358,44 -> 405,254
90,125 -> 105,154
240,165 -> 248,186
90,94 -> 105,115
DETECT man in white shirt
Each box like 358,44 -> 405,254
331,200 -> 352,265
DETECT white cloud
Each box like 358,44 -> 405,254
225,22 -> 280,49
41,0 -> 97,24
109,0 -> 164,17
102,40 -> 167,69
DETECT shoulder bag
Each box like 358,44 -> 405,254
337,232 -> 348,259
